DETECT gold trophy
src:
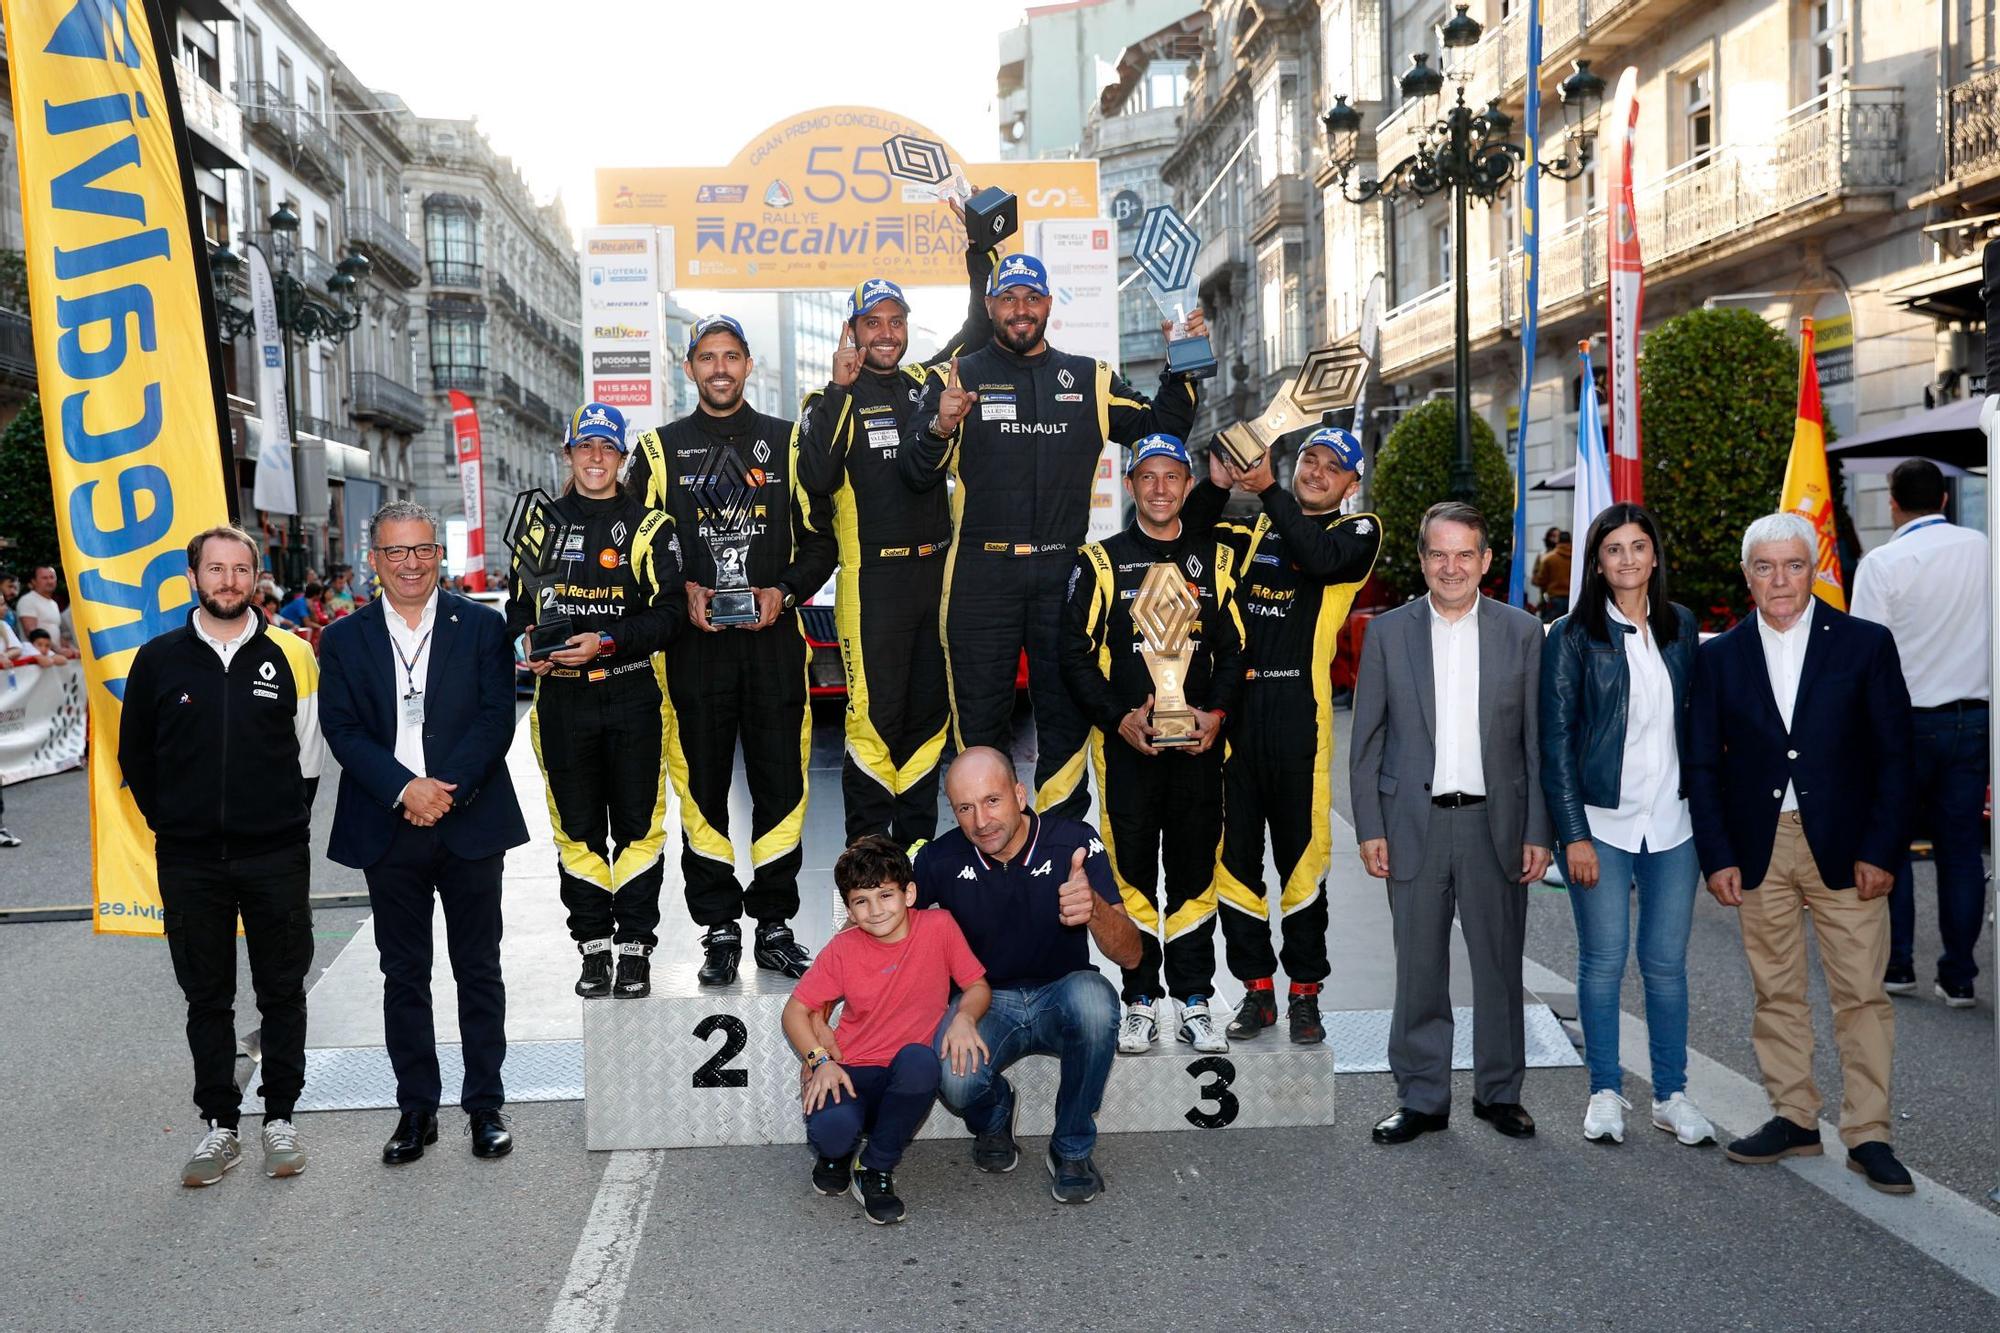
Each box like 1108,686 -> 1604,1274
1133,563 -> 1203,748
1213,333 -> 1372,473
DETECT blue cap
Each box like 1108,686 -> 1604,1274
988,252 -> 1051,296
566,402 -> 629,453
1301,426 -> 1364,472
847,277 -> 909,320
686,313 -> 750,359
1125,433 -> 1192,475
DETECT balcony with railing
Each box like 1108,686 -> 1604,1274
1943,66 -> 2000,195
241,82 -> 345,192
352,370 -> 428,434
1252,174 -> 1313,242
431,363 -> 486,393
523,391 -> 558,430
496,371 -> 524,407
344,208 -> 422,288
0,307 -> 35,387
173,55 -> 244,171
428,258 -> 485,290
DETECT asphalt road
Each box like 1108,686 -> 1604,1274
0,700 -> 1994,1333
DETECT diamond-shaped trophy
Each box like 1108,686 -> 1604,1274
882,133 -> 1018,245
1132,205 -> 1215,380
1133,562 -> 1203,747
1213,333 -> 1371,473
504,487 -> 579,658
690,445 -> 761,626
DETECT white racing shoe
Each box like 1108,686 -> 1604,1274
1117,1000 -> 1158,1055
1651,1092 -> 1718,1146
1583,1090 -> 1631,1144
1176,998 -> 1229,1054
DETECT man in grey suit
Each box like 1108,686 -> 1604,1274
1350,501 -> 1554,1144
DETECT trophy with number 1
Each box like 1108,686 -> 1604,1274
1132,205 -> 1216,381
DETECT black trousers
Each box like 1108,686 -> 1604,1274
665,619 -> 809,927
1091,733 -> 1223,1002
365,820 -> 507,1113
838,556 -> 949,849
158,842 -> 313,1125
1217,688 -> 1335,984
943,550 -> 1089,819
531,664 -> 669,947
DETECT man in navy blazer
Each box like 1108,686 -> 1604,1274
1686,512 -> 1914,1194
321,500 -> 528,1165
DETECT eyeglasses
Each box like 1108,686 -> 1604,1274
377,543 -> 442,562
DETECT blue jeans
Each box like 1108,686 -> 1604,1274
935,970 -> 1120,1160
804,1043 -> 941,1171
1891,705 -> 1990,990
1563,836 -> 1699,1098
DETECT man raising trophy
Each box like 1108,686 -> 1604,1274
901,254 -> 1205,819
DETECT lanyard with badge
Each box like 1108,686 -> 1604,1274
394,625 -> 432,728
1896,515 -> 1949,540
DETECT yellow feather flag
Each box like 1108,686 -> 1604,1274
1779,317 -> 1846,610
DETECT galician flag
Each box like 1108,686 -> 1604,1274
1568,341 -> 1614,608
1779,317 -> 1846,609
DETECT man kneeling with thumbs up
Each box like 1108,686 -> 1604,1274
913,747 -> 1139,1204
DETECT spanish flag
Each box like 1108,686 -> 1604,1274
1779,317 -> 1845,610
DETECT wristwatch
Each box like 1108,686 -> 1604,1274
780,587 -> 798,612
927,414 -> 951,439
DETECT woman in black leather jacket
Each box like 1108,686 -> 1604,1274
1539,503 -> 1714,1149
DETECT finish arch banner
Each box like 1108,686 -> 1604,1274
0,660 -> 87,785
3,0 -> 235,934
598,106 -> 1099,290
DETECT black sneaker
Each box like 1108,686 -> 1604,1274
1846,1141 -> 1916,1195
1934,980 -> 1977,1009
697,923 -> 741,987
850,1166 -> 906,1224
971,1081 -> 1020,1173
1882,964 -> 1918,996
612,943 -> 652,998
1288,992 -> 1326,1044
1045,1143 -> 1104,1204
1227,985 -> 1278,1039
753,921 -> 812,978
1725,1115 -> 1823,1164
810,1152 -> 853,1197
575,940 -> 613,999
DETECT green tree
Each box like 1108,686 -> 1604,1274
0,395 -> 59,577
1639,307 -> 1834,626
1369,397 -> 1515,600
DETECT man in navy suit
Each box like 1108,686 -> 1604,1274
320,500 -> 529,1165
1686,512 -> 1915,1194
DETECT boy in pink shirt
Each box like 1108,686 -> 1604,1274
783,836 -> 991,1224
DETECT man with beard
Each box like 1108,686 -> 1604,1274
796,239 -> 995,848
902,254 -> 1205,820
628,316 -> 838,985
119,526 -> 325,1186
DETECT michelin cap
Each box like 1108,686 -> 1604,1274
1301,426 -> 1364,472
566,402 -> 628,454
988,252 -> 1051,296
686,313 -> 750,359
847,276 -> 909,320
1126,433 -> 1192,474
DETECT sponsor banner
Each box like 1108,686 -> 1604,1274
592,349 -> 651,376
449,390 -> 488,591
598,106 -> 1098,290
580,224 -> 668,435
591,377 -> 653,407
0,660 -> 87,786
1605,65 -> 1643,503
6,0 -> 236,934
248,245 -> 297,514
1034,219 -> 1122,543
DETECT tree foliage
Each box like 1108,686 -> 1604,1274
0,396 -> 58,578
1369,397 -> 1515,600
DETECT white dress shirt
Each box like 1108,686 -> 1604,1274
1584,601 -> 1693,854
385,591 -> 438,788
192,609 -> 256,670
1755,596 -> 1815,812
1429,594 -> 1485,797
1848,514 -> 1990,708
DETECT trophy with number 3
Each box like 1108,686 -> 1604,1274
1213,335 -> 1372,474
881,133 -> 1019,245
1133,563 -> 1203,747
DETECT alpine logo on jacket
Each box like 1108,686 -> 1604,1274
1029,860 -> 1054,876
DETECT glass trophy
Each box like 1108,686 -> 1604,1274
504,488 -> 578,658
690,446 -> 761,627
1132,205 -> 1216,380
882,133 -> 1018,245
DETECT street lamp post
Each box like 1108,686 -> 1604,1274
209,203 -> 372,585
1322,4 -> 1604,501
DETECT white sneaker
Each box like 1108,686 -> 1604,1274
261,1117 -> 307,1177
1651,1092 -> 1718,1146
1117,1000 -> 1158,1054
1176,999 -> 1230,1053
180,1123 -> 242,1187
1582,1090 -> 1631,1143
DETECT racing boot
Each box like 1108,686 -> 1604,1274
754,920 -> 813,978
613,942 -> 652,999
1288,982 -> 1326,1045
574,938 -> 613,999
1226,979 -> 1278,1039
697,923 -> 742,987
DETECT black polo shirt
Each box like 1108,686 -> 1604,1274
912,813 -> 1119,990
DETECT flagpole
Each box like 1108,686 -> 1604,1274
1508,0 -> 1545,609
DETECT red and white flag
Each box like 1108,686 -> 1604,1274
449,390 -> 488,591
1606,66 -> 1644,503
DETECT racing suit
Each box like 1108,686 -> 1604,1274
902,344 -> 1199,820
1185,479 -> 1381,984
508,490 -> 681,947
629,405 -> 837,927
795,246 -> 994,847
1061,519 -> 1244,1003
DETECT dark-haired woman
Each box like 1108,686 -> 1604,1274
1540,503 -> 1714,1148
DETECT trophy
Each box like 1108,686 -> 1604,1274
1133,563 -> 1203,748
504,488 -> 579,658
1213,334 -> 1372,474
1132,205 -> 1215,380
691,445 -> 760,627
882,133 -> 1018,245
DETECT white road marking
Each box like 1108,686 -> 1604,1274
545,1149 -> 667,1333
